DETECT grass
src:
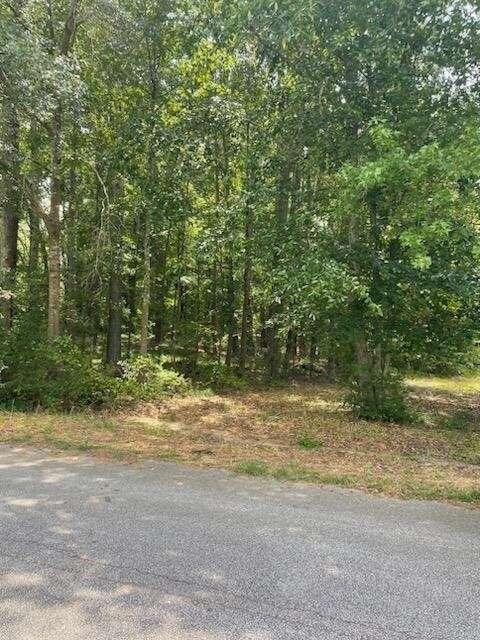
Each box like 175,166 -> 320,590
297,433 -> 324,450
235,460 -> 270,476
0,374 -> 479,507
437,411 -> 473,432
234,459 -> 355,486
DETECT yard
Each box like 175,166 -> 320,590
1,376 -> 479,506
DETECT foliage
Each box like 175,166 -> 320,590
117,355 -> 189,401
0,334 -> 189,410
346,367 -> 412,423
1,1 -> 480,418
297,433 -> 324,450
0,333 -> 116,410
173,360 -> 248,390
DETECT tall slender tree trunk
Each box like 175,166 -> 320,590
211,260 -> 221,361
282,329 -> 297,372
64,149 -> 79,335
240,122 -> 254,371
225,255 -> 236,368
139,209 -> 151,354
267,159 -> 291,377
139,47 -> 160,356
27,209 -> 40,308
106,178 -> 123,365
43,0 -> 81,339
1,110 -> 21,331
126,274 -> 136,356
152,230 -> 168,347
47,108 -> 62,339
106,267 -> 122,365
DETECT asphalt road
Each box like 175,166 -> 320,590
0,445 -> 479,639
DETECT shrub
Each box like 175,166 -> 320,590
0,337 -> 190,410
117,355 -> 189,402
170,360 -> 247,391
0,334 -> 116,410
201,363 -> 247,390
345,367 -> 412,423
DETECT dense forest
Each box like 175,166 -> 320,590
1,0 -> 480,419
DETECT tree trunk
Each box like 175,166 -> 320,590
47,108 -> 63,339
153,234 -> 168,347
105,178 -> 124,365
211,260 -> 222,361
2,204 -> 19,332
282,329 -> 297,372
1,111 -> 21,331
64,151 -> 79,335
126,273 -> 136,356
267,159 -> 291,377
240,123 -> 254,371
27,208 -> 41,309
42,0 -> 81,339
225,255 -> 236,368
106,267 -> 122,365
47,224 -> 61,339
139,210 -> 151,354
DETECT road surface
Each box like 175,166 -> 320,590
0,445 -> 479,639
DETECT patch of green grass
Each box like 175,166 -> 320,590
365,477 -> 391,492
274,463 -> 355,487
318,473 -> 356,487
42,433 -> 101,453
43,435 -> 78,451
438,411 -> 473,432
234,459 -> 270,476
41,424 -> 54,436
93,418 -> 118,432
104,446 -> 129,461
77,439 -> 96,452
234,459 -> 355,488
404,484 -> 480,504
144,424 -> 172,438
158,448 -> 180,460
273,462 -> 320,482
454,434 -> 480,466
296,433 -> 324,450
1,430 -> 33,445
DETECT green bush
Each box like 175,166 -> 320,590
184,361 -> 247,390
0,329 -> 188,410
117,355 -> 189,401
0,335 -> 116,410
345,367 -> 412,423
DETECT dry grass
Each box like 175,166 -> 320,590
1,377 -> 479,506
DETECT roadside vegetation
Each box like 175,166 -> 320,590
1,373 -> 479,507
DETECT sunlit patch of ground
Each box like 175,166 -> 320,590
1,377 -> 479,506
406,375 -> 480,395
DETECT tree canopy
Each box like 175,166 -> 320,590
1,0 -> 480,417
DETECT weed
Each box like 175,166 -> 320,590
234,459 -> 269,476
297,433 -> 323,450
438,411 -> 473,432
